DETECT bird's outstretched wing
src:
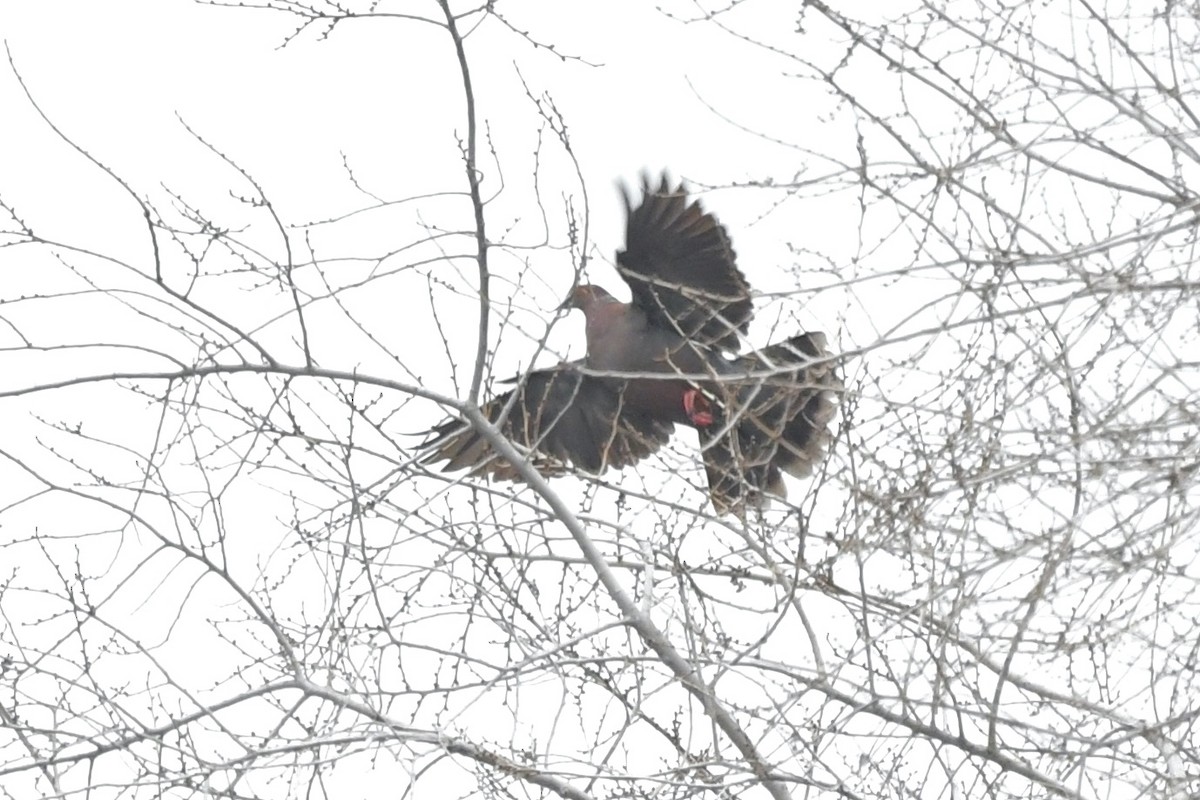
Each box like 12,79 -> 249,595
423,366 -> 676,480
617,174 -> 753,352
698,333 -> 840,513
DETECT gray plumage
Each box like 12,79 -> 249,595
424,174 -> 839,513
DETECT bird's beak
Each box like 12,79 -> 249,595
557,287 -> 579,313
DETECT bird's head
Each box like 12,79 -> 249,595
560,284 -> 616,314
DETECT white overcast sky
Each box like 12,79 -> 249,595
11,2 -> 1187,798
1,0 -> 874,294
1,0 -> 900,435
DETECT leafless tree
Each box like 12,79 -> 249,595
1,1 -> 1198,799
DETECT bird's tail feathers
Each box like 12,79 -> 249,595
701,331 -> 841,513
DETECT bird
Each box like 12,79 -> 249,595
423,174 -> 839,513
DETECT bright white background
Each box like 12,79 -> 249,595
1,1 -> 1198,799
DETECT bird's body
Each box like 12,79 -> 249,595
424,174 -> 839,512
574,286 -> 713,424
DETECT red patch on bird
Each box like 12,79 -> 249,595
683,388 -> 714,427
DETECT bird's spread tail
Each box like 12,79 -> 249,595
700,332 -> 840,513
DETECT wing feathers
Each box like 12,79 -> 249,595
617,174 -> 753,351
424,368 -> 674,482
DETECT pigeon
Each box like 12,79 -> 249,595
424,174 -> 839,513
